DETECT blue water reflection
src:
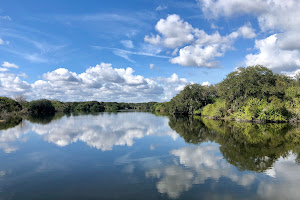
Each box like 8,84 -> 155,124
0,112 -> 299,199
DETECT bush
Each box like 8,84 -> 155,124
235,98 -> 268,121
233,97 -> 291,122
0,97 -> 22,113
263,97 -> 290,121
202,100 -> 227,118
28,99 -> 55,115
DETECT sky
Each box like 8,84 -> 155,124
1,0 -> 300,102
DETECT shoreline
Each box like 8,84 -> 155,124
201,115 -> 300,124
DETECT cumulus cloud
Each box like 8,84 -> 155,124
201,81 -> 211,86
0,63 -> 189,102
170,44 -> 224,68
145,14 -> 255,68
0,73 -> 31,97
236,23 -> 256,39
2,62 -> 19,69
245,34 -> 300,72
144,34 -> 161,45
198,0 -> 300,73
157,73 -> 189,100
145,14 -> 194,48
0,68 -> 9,72
197,0 -> 267,19
282,69 -> 300,78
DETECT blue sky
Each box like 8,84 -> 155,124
1,0 -> 300,102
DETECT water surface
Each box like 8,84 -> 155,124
0,112 -> 300,199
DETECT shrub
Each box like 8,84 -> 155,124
202,100 -> 227,118
28,99 -> 55,115
0,97 -> 22,113
243,98 -> 267,120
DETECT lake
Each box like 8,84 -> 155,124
0,112 -> 300,199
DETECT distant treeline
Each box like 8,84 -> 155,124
154,65 -> 300,123
0,96 -> 157,116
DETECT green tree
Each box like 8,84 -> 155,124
0,97 -> 22,113
218,65 -> 277,104
28,99 -> 55,115
168,84 -> 217,115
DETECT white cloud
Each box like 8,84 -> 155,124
18,72 -> 29,78
2,62 -> 19,69
121,40 -> 134,48
145,14 -> 194,48
157,73 -> 190,100
201,81 -> 211,86
170,44 -> 224,68
0,73 -> 32,97
236,23 -> 256,39
145,14 -> 255,68
149,64 -> 155,69
198,0 -> 300,73
0,63 -> 189,102
163,73 -> 188,84
197,0 -> 267,19
156,5 -> 167,11
0,68 -> 9,72
0,38 -> 4,45
245,34 -> 300,72
144,34 -> 161,45
282,69 -> 300,78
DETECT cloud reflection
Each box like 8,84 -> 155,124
0,113 -> 179,152
146,144 -> 256,198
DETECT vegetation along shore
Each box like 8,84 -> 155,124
1,65 -> 300,123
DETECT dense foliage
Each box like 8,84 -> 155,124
154,84 -> 217,115
28,99 -> 56,115
0,97 -> 22,113
156,65 -> 300,122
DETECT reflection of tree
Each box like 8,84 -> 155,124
168,116 -> 212,144
26,112 -> 64,124
0,116 -> 22,130
168,116 -> 300,172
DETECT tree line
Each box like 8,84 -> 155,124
0,96 -> 157,117
153,65 -> 300,122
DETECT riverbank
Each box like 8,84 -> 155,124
200,115 -> 300,124
153,66 -> 300,123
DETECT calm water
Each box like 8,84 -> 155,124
0,112 -> 300,200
